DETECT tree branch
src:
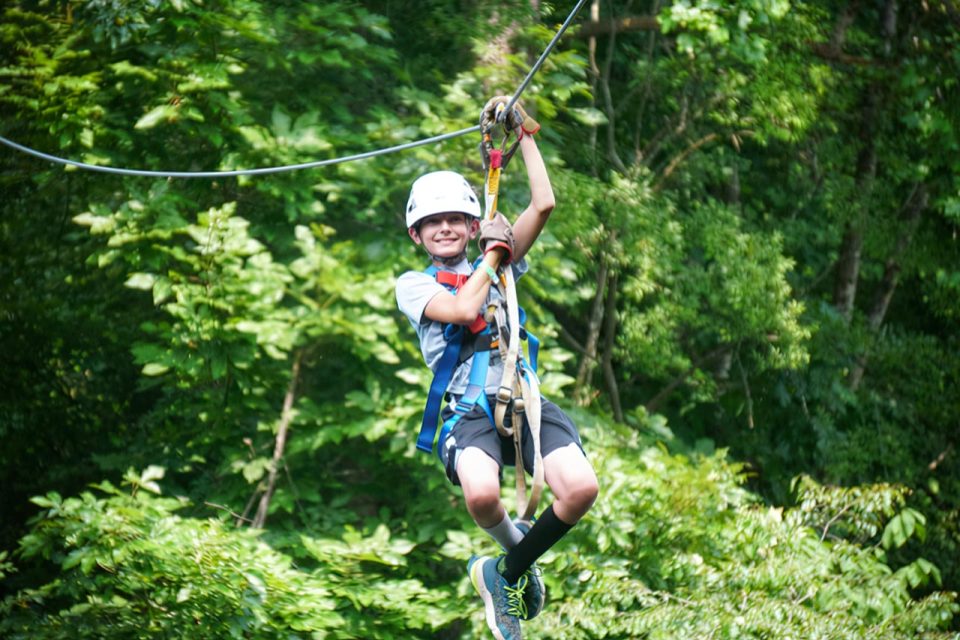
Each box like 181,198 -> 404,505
654,130 -> 753,191
575,15 -> 661,38
645,344 -> 730,413
929,443 -> 954,472
575,11 -> 881,67
848,184 -> 926,390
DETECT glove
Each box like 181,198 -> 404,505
481,96 -> 540,137
478,212 -> 516,264
507,100 -> 540,137
480,96 -> 509,133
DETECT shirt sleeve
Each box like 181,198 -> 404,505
512,257 -> 529,281
396,270 -> 446,326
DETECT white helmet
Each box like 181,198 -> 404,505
405,170 -> 481,229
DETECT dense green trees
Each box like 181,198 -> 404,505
2,0 -> 958,637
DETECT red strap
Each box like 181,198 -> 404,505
436,271 -> 469,289
468,315 -> 488,334
434,270 -> 488,334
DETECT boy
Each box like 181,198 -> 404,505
395,97 -> 598,640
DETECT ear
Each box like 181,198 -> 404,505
408,227 -> 422,245
467,218 -> 480,239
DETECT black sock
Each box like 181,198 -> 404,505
498,504 -> 574,584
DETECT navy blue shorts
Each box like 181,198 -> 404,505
439,396 -> 584,486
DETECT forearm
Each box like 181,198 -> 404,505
457,252 -> 500,304
423,251 -> 505,325
519,135 -> 555,216
509,135 -> 555,261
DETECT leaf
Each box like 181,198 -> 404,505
882,511 -> 914,549
142,363 -> 170,376
125,273 -> 156,290
72,212 -> 116,234
29,492 -> 62,509
140,465 -> 165,484
134,104 -> 177,129
568,107 -> 609,126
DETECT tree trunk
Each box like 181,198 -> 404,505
574,257 -> 608,406
832,88 -> 879,321
252,349 -> 303,529
601,270 -> 623,422
833,224 -> 864,322
848,185 -> 926,390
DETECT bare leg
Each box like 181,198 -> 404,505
542,443 -> 599,524
457,446 -> 507,528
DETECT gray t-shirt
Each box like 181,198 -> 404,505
396,257 -> 528,396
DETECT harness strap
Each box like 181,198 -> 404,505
416,323 -> 465,454
417,263 -> 495,455
435,347 -> 494,462
434,270 -> 488,333
516,367 -> 544,521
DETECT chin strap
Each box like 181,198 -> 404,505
430,251 -> 468,266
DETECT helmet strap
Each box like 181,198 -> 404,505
430,250 -> 467,267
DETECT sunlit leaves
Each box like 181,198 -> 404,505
1,477 -> 455,637
527,421 -> 958,638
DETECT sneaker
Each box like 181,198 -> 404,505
468,555 -> 524,640
512,520 -> 546,620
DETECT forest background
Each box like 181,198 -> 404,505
1,0 -> 959,638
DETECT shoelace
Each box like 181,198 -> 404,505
504,574 -> 529,619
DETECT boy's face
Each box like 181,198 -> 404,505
408,212 -> 479,260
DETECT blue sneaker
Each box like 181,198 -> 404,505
468,555 -> 524,640
512,520 -> 545,620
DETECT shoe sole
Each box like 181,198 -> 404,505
469,558 -> 513,640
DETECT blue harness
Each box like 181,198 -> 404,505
416,262 -> 539,461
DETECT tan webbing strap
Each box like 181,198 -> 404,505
480,106 -> 545,519
516,369 -> 543,519
494,266 -> 521,436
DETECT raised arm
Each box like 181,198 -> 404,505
510,133 -> 555,263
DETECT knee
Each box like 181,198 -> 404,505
570,475 -> 599,513
463,482 -> 501,518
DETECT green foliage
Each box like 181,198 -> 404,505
5,433 -> 958,639
521,423 -> 958,639
1,475 -> 458,639
2,0 -> 960,638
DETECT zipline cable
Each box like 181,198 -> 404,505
0,127 -> 480,179
502,0 -> 588,119
0,0 -> 588,179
